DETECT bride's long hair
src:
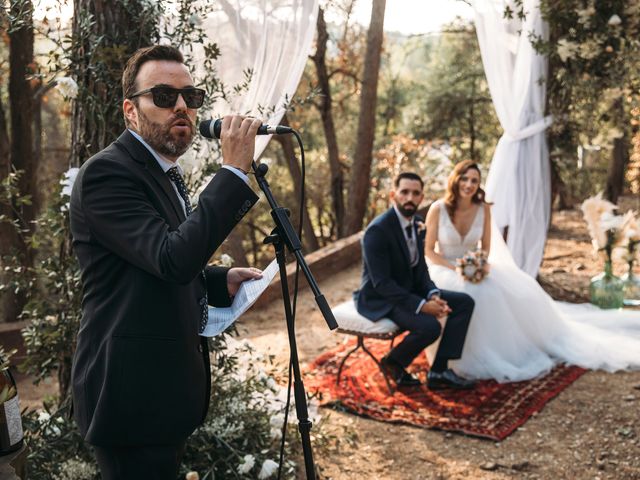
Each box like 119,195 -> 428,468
444,160 -> 490,220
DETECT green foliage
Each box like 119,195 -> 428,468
0,168 -> 79,397
22,400 -> 98,480
0,169 -> 33,237
0,170 -> 35,306
2,5 -> 328,479
69,0 -> 163,165
20,337 -> 317,480
19,181 -> 81,396
408,22 -> 500,165
532,0 -> 640,202
181,338 -> 299,479
0,345 -> 15,372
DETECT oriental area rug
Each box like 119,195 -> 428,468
305,337 -> 586,441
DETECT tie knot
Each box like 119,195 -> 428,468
167,166 -> 182,182
405,224 -> 413,239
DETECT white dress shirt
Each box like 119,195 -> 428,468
392,205 -> 440,314
128,129 -> 249,216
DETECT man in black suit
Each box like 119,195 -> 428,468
69,45 -> 264,479
355,172 -> 475,389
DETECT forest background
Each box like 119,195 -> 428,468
0,0 -> 639,478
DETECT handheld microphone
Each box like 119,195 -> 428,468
199,119 -> 294,139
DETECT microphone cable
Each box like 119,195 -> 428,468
277,129 -> 305,480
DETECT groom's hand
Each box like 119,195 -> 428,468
227,267 -> 263,297
435,297 -> 452,315
421,298 -> 449,317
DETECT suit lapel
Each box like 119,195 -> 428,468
415,219 -> 425,253
386,208 -> 411,266
116,130 -> 186,224
145,156 -> 187,223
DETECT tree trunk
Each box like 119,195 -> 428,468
468,80 -> 477,161
311,8 -> 346,238
32,92 -> 43,210
550,157 -> 570,210
345,0 -> 386,235
9,0 -> 35,244
5,0 -> 35,323
0,83 -> 19,323
606,135 -> 628,204
71,0 -> 159,166
273,115 -> 319,251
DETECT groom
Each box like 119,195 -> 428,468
354,172 -> 475,389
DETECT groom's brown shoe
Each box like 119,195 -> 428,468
427,369 -> 475,390
380,356 -> 421,387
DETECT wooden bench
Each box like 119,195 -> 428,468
332,301 -> 400,394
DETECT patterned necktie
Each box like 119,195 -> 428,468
166,166 -> 193,216
405,223 -> 418,267
167,166 -> 208,333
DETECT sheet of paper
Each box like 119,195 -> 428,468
200,259 -> 279,337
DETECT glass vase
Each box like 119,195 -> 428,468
590,260 -> 624,309
621,261 -> 640,307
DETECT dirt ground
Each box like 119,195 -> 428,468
237,206 -> 640,480
17,205 -> 640,479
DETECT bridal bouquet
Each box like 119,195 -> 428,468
456,248 -> 488,283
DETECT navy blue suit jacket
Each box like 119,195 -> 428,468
354,207 -> 438,321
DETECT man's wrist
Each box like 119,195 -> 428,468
427,288 -> 441,300
221,165 -> 250,183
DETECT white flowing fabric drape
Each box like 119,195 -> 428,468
198,0 -> 318,160
473,0 -> 552,276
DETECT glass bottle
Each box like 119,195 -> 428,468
590,259 -> 624,309
622,260 -> 640,307
0,363 -> 24,455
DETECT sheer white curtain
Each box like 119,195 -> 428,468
473,0 -> 552,276
197,0 -> 318,159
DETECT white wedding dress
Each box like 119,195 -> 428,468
427,199 -> 640,382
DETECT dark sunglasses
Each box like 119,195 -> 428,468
128,86 -> 206,109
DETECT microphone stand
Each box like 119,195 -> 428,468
251,159 -> 338,480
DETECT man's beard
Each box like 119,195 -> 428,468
137,109 -> 195,158
396,201 -> 417,217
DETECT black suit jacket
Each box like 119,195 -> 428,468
354,208 -> 438,321
69,130 -> 258,447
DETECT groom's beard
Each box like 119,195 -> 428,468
397,201 -> 417,217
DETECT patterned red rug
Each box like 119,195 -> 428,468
305,337 -> 587,441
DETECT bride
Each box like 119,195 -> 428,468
425,160 -> 640,382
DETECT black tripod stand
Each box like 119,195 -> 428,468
252,160 -> 338,480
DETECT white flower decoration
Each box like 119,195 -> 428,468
60,167 -> 80,212
577,6 -> 595,26
608,14 -> 622,26
557,39 -> 579,62
219,254 -> 234,267
237,454 -> 256,475
56,77 -> 79,100
581,192 -> 617,250
258,459 -> 279,479
60,167 -> 80,198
